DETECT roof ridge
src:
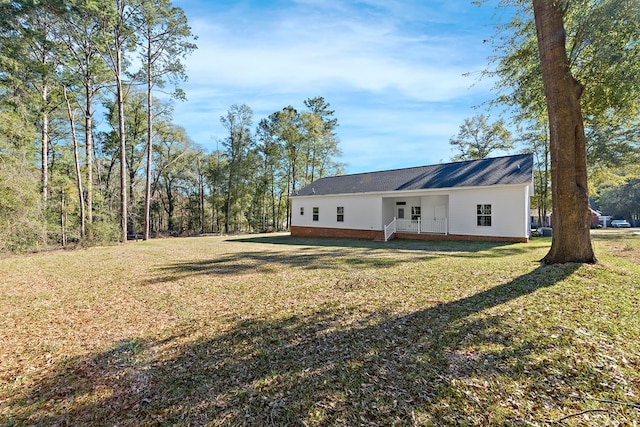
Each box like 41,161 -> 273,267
294,153 -> 533,196
322,153 -> 531,179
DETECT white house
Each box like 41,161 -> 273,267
290,154 -> 534,243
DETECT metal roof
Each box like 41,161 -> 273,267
294,153 -> 534,196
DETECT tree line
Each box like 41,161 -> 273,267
212,98 -> 342,236
0,0 -> 343,253
2,0 -> 639,261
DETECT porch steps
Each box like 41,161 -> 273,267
375,232 -> 395,242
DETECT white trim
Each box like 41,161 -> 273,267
291,182 -> 530,199
384,217 -> 396,241
291,182 -> 531,240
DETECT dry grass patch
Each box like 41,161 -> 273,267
1,233 -> 639,426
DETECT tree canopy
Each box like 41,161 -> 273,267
488,0 -> 640,171
0,1 -> 343,253
449,114 -> 513,161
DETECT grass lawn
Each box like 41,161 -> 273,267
1,231 -> 639,426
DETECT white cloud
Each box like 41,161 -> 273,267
184,0 -> 490,99
172,0 -> 499,173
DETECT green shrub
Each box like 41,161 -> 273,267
0,160 -> 46,254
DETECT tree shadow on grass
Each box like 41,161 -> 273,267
143,237 -> 534,285
229,233 -> 527,256
6,263 -> 634,425
143,248 -> 419,285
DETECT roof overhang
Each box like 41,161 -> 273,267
290,181 -> 533,199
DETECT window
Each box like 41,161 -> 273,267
477,204 -> 492,226
411,206 -> 421,220
313,207 -> 319,221
337,206 -> 344,222
300,207 -> 304,216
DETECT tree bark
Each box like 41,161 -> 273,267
60,187 -> 66,247
63,86 -> 86,238
533,0 -> 596,264
198,160 -> 205,234
41,82 -> 49,204
85,78 -> 94,239
116,45 -> 128,243
143,25 -> 152,240
128,146 -> 137,237
166,180 -> 175,232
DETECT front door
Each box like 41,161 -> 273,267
434,205 -> 447,233
396,206 -> 405,220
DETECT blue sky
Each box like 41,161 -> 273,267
171,0 -> 510,173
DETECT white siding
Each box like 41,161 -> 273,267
292,183 -> 531,239
448,185 -> 529,238
292,195 -> 383,230
421,195 -> 448,221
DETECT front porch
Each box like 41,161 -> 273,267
383,195 -> 449,241
384,217 -> 448,241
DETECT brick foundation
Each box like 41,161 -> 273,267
394,232 -> 528,243
290,226 -> 384,240
290,226 -> 528,243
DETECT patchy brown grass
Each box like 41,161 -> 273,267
1,232 -> 639,426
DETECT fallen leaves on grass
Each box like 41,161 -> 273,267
0,234 -> 639,425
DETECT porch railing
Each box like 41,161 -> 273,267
396,218 -> 448,235
422,218 -> 448,234
397,218 -> 420,233
384,217 -> 397,242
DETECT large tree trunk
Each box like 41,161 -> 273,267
41,84 -> 49,204
225,171 -> 233,234
85,79 -> 93,239
128,153 -> 136,236
199,164 -> 205,234
116,46 -> 127,243
166,181 -> 175,233
63,86 -> 86,238
143,29 -> 153,241
533,0 -> 596,264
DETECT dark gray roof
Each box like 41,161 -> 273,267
294,153 -> 533,196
